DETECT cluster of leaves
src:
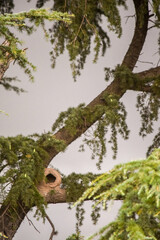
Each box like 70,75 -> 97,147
0,76 -> 25,94
0,132 -> 66,219
105,65 -> 160,155
62,172 -> 98,203
147,129 -> 160,156
0,8 -> 74,87
47,0 -> 127,80
52,103 -> 88,136
74,149 -> 160,240
137,92 -> 160,137
66,233 -> 84,240
82,93 -> 129,168
0,0 -> 14,14
52,94 -> 129,168
62,172 -> 102,238
0,135 -> 47,217
34,132 -> 67,153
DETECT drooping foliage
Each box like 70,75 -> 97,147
51,64 -> 160,168
0,8 -> 74,93
0,133 -> 66,218
52,92 -> 129,168
0,76 -> 25,94
48,0 -> 127,80
0,0 -> 14,14
75,149 -> 160,240
33,0 -> 160,80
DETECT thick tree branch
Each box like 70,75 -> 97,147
122,0 -> 149,69
45,0 -> 149,166
129,66 -> 160,92
137,66 -> 160,79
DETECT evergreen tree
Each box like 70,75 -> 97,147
0,0 -> 160,239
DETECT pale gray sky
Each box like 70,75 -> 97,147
0,0 -> 160,239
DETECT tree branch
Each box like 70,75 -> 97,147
122,0 -> 149,69
44,0 -> 150,166
45,214 -> 57,240
128,66 -> 160,92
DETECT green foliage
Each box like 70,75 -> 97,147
66,233 -> 84,240
0,8 -> 74,81
152,0 -> 160,21
52,103 -> 87,136
105,65 -> 160,155
0,76 -> 25,94
74,149 -> 160,240
62,172 -> 98,202
147,129 -> 160,156
83,93 -> 129,168
62,172 -> 103,235
52,94 -> 129,168
0,132 -> 66,219
48,0 -> 127,80
0,135 -> 46,217
35,132 -> 67,153
0,0 -> 14,14
137,92 -> 160,138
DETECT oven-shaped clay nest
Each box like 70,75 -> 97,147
38,168 -> 62,197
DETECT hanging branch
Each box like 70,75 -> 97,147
45,214 -> 57,240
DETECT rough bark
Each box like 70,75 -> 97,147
1,0 -> 158,239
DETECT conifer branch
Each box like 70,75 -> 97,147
45,0 -> 150,166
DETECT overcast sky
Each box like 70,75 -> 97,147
0,0 -> 160,239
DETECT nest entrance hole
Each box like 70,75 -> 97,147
46,173 -> 56,183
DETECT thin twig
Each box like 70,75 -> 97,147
157,58 -> 160,67
0,204 -> 10,218
125,14 -> 136,24
12,207 -> 22,221
148,25 -> 156,30
18,203 -> 40,234
72,15 -> 85,44
45,214 -> 57,240
84,15 -> 96,33
138,60 -> 153,65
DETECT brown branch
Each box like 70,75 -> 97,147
45,214 -> 57,240
137,66 -> 160,78
18,203 -> 40,234
138,59 -> 153,65
125,14 -> 136,24
127,66 -> 160,92
72,15 -> 85,44
45,0 -> 150,167
122,0 -> 149,70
